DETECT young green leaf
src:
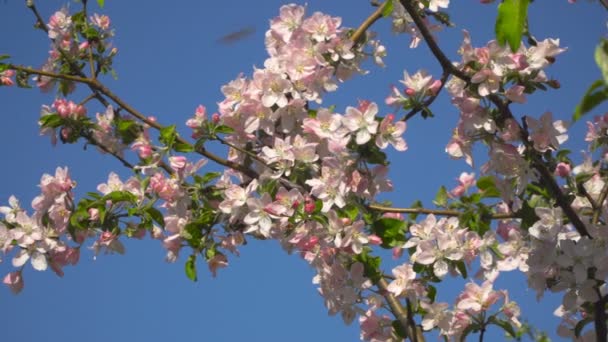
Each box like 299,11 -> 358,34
433,186 -> 448,207
185,255 -> 198,282
573,79 -> 608,122
495,0 -> 530,52
382,0 -> 394,17
595,38 -> 608,84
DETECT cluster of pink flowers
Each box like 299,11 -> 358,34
0,168 -> 80,293
39,8 -> 116,92
6,0 -> 608,340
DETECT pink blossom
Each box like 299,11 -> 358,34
387,263 -> 416,296
505,85 -> 526,103
526,111 -> 568,152
456,280 -> 502,314
47,8 -> 72,39
208,254 -> 228,277
554,162 -> 571,178
450,172 -> 475,197
91,231 -> 125,256
342,102 -> 379,145
0,69 -> 15,86
375,114 -> 407,151
3,271 -> 24,294
90,14 -> 110,30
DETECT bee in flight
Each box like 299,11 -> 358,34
217,26 -> 255,45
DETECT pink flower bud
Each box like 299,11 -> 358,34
304,198 -> 316,214
554,162 -> 571,178
368,234 -> 382,245
212,113 -> 221,123
405,88 -> 416,96
392,247 -> 404,260
169,156 -> 187,171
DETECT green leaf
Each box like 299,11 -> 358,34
427,284 -> 437,303
342,204 -> 359,222
185,255 -> 198,282
596,39 -> 608,84
174,142 -> 194,153
199,171 -> 221,184
495,0 -> 530,52
454,260 -> 467,279
433,186 -> 449,207
213,125 -> 235,135
159,125 -> 177,147
146,207 -> 165,227
488,317 -> 517,339
39,114 -> 63,129
0,54 -> 10,61
97,0 -> 105,8
103,190 -> 137,203
391,320 -> 407,339
84,27 -> 100,40
409,200 -> 423,220
372,218 -> 407,248
573,79 -> 608,122
353,249 -> 382,282
382,0 -> 394,17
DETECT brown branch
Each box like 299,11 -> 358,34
376,278 -> 425,341
368,203 -> 518,220
351,1 -> 387,44
9,64 -> 91,84
402,71 -> 450,122
399,0 -> 469,82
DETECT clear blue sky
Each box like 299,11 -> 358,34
0,1 -> 606,341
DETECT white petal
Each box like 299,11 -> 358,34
30,251 -> 48,271
12,249 -> 30,267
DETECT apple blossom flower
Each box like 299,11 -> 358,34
450,172 -> 475,197
342,101 -> 379,145
387,263 -> 416,296
375,114 -> 407,151
526,111 -> 568,152
47,8 -> 72,39
0,69 -> 15,86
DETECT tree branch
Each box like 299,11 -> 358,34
351,1 -> 387,44
399,0 -> 469,82
368,203 -> 518,220
376,278 -> 425,341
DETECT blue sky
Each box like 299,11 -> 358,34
0,1 -> 607,341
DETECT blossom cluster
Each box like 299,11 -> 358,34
4,0 -> 608,341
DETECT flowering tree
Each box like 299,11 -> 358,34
1,0 -> 608,340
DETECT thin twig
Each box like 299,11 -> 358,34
402,71 -> 450,122
351,1 -> 387,44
